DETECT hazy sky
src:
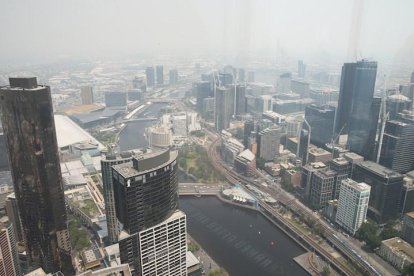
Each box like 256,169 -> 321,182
1,0 -> 414,65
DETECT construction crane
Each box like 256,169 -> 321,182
376,75 -> 389,164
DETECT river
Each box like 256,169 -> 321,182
179,196 -> 307,276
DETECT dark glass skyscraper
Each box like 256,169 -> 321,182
235,84 -> 246,115
156,65 -> 164,85
304,104 -> 335,148
195,81 -> 212,113
335,60 -> 379,159
112,149 -> 184,274
0,78 -> 73,274
215,86 -> 234,131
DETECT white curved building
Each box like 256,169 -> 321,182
147,126 -> 172,148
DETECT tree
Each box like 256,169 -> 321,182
356,222 -> 381,250
208,268 -> 229,276
404,263 -> 414,276
381,227 -> 400,240
321,265 -> 331,276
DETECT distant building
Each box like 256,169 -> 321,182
308,147 -> 332,164
0,132 -> 9,171
352,161 -> 403,223
305,104 -> 335,147
247,71 -> 255,82
277,73 -> 292,93
386,94 -> 411,120
169,69 -> 178,85
202,98 -> 214,117
285,116 -> 303,138
335,179 -> 370,235
235,84 -> 246,115
81,86 -> 94,105
378,237 -> 414,272
335,60 -> 379,160
237,68 -> 245,82
379,120 -> 414,174
255,95 -> 273,113
298,60 -> 306,78
402,212 -> 414,245
215,87 -> 234,131
195,81 -> 212,114
156,65 -> 164,85
243,120 -> 255,148
234,149 -> 256,177
145,67 -> 155,87
105,92 -> 127,107
291,80 -> 309,97
147,126 -> 172,148
257,127 -> 282,162
132,77 -> 146,93
309,89 -> 339,106
219,72 -> 233,86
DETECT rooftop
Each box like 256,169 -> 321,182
54,114 -> 104,150
238,149 -> 255,162
186,251 -> 200,268
358,161 -> 403,179
342,179 -> 371,192
406,212 -> 414,220
382,237 -> 414,261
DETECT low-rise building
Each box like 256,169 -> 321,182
234,149 -> 256,177
378,237 -> 414,272
402,212 -> 414,245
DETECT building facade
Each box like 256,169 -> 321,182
145,67 -> 155,87
156,65 -> 164,85
257,127 -> 281,162
0,217 -> 21,276
195,81 -> 212,114
215,87 -> 234,131
169,69 -> 178,85
305,104 -> 335,147
351,161 -> 403,223
379,120 -> 414,174
0,78 -> 73,274
101,145 -> 135,244
335,179 -> 370,235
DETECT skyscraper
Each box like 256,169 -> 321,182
112,149 -> 186,275
352,161 -> 403,223
379,120 -> 414,174
169,69 -> 178,85
5,193 -> 24,244
411,71 -> 414,84
195,81 -> 212,114
0,216 -> 21,276
235,84 -> 246,115
335,60 -> 379,159
336,179 -> 370,235
304,104 -> 335,148
80,86 -> 94,105
298,60 -> 306,78
145,67 -> 155,87
101,144 -> 135,244
215,86 -> 234,131
0,78 -> 73,273
257,127 -> 282,162
156,65 -> 164,85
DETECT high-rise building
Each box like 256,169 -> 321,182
257,127 -> 281,162
5,193 -> 24,244
309,169 -> 336,208
238,68 -> 245,82
101,145 -> 135,244
379,120 -> 414,174
298,60 -> 306,78
105,92 -> 127,107
235,84 -> 246,115
80,86 -> 94,105
169,69 -> 178,85
291,80 -> 310,97
0,78 -> 73,274
219,72 -> 233,86
145,67 -> 155,87
352,161 -> 403,223
195,81 -> 212,114
112,149 -> 186,275
337,60 -> 380,160
411,71 -> 414,84
255,95 -> 273,113
247,71 -> 255,83
305,104 -> 335,147
386,94 -> 411,120
215,87 -> 234,131
0,216 -> 21,276
156,65 -> 164,85
243,120 -> 255,148
335,179 -> 370,235
277,73 -> 292,93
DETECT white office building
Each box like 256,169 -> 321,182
335,179 -> 370,235
139,210 -> 187,276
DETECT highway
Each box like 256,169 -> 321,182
206,135 -> 381,276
